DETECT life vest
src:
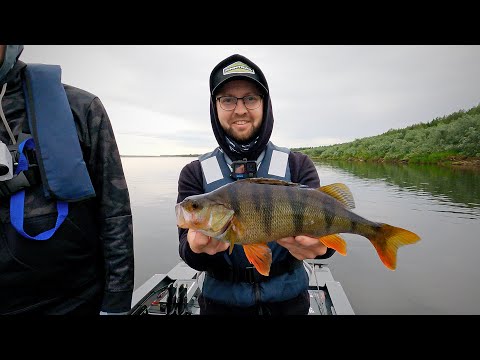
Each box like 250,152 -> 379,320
198,141 -> 308,307
1,63 -> 95,240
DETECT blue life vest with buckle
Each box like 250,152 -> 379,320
7,63 -> 95,240
198,141 -> 308,307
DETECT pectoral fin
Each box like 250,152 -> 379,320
318,234 -> 347,256
221,217 -> 244,255
243,243 -> 273,276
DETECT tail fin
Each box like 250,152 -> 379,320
368,224 -> 420,271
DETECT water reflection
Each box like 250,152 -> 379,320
123,157 -> 480,314
310,159 -> 480,314
315,160 -> 480,220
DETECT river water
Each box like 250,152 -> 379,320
122,156 -> 480,315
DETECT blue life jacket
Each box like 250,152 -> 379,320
198,141 -> 308,307
7,64 -> 96,240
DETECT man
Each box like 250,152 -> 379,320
176,54 -> 335,315
0,45 -> 134,315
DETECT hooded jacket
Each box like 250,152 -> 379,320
176,54 -> 335,307
0,57 -> 134,314
209,54 -> 273,162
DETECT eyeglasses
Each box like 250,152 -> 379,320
216,95 -> 263,111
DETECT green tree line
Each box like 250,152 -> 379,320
317,160 -> 480,207
295,104 -> 480,164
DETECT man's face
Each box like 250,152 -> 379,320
215,79 -> 264,142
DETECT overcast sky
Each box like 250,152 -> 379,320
20,45 -> 480,156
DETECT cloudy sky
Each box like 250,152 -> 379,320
20,45 -> 480,156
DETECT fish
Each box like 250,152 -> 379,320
175,178 -> 420,276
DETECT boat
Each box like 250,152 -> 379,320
128,259 -> 355,315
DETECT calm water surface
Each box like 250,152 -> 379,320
122,157 -> 480,315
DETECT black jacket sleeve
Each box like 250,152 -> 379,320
81,96 -> 134,312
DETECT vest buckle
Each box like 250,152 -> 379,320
245,266 -> 256,283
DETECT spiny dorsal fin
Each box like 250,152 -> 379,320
318,183 -> 356,209
237,178 -> 303,187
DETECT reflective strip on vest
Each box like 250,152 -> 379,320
200,156 -> 224,185
268,149 -> 289,177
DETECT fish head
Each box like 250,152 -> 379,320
175,194 -> 235,237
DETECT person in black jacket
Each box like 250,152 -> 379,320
176,53 -> 335,315
0,45 -> 134,315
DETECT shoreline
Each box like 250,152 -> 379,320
308,156 -> 480,169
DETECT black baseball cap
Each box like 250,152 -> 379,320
210,54 -> 269,95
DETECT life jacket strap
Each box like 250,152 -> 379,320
0,168 -> 41,197
0,146 -> 40,198
9,138 -> 68,240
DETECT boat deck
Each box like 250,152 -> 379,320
128,260 -> 354,315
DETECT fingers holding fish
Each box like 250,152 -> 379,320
187,229 -> 230,255
277,235 -> 328,260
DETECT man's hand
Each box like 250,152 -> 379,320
187,229 -> 230,255
276,235 -> 327,260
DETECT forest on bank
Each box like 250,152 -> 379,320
294,104 -> 480,166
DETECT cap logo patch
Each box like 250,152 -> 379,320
223,61 -> 255,76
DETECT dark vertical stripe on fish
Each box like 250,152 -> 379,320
350,221 -> 357,234
228,180 -> 241,217
286,186 -> 305,234
261,183 -> 273,237
253,183 -> 262,214
324,201 -> 335,232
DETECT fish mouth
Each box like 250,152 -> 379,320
175,203 -> 233,238
175,203 -> 189,228
175,203 -> 232,236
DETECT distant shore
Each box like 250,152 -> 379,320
309,156 -> 480,169
445,157 -> 480,168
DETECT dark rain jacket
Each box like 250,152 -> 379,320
0,60 -> 134,314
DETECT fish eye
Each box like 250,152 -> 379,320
191,201 -> 201,210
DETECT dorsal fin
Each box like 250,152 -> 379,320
237,178 -> 303,187
318,183 -> 356,209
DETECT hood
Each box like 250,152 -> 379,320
1,60 -> 27,94
209,54 -> 274,161
0,45 -> 24,85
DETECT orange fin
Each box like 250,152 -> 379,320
368,224 -> 421,271
318,234 -> 347,256
243,243 -> 272,276
318,183 -> 355,209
